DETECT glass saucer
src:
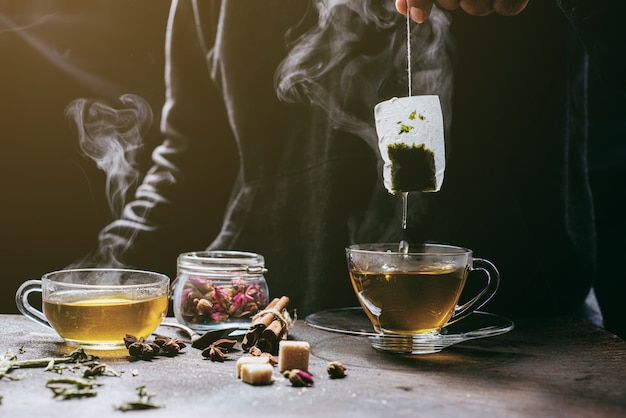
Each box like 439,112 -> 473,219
304,307 -> 514,354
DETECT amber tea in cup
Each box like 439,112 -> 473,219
346,243 -> 499,336
16,268 -> 169,350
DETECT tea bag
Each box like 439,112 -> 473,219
374,95 -> 445,194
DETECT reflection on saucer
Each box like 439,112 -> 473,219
304,307 -> 514,354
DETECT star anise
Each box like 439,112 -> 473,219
124,335 -> 161,360
201,339 -> 237,362
124,334 -> 139,349
154,336 -> 187,356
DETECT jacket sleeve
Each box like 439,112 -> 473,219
557,0 -> 626,93
94,0 -> 238,271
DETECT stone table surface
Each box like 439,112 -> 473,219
1,313 -> 625,417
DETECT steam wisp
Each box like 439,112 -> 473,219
65,94 -> 154,268
66,94 -> 152,218
275,0 -> 454,151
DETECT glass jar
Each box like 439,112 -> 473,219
172,251 -> 269,331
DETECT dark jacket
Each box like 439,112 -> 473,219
99,0 -> 594,318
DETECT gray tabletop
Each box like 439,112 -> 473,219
1,313 -> 625,417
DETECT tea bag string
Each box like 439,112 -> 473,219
406,13 -> 411,96
399,13 -> 412,255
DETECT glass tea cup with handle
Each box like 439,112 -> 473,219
346,243 -> 499,340
16,268 -> 170,350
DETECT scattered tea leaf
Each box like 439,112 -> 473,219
116,401 -> 162,411
0,351 -> 19,380
116,385 -> 162,411
1,348 -> 100,380
81,362 -> 122,378
46,377 -> 102,400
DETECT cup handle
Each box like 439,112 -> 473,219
447,258 -> 500,325
15,279 -> 53,329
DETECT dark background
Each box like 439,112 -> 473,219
1,2 -> 624,341
0,0 -> 171,313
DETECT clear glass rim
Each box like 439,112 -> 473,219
42,268 -> 169,289
178,250 -> 266,274
346,243 -> 472,256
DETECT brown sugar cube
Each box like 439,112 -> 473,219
278,341 -> 310,372
236,356 -> 271,378
240,363 -> 274,386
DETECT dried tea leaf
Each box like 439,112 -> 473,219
116,385 -> 162,411
0,351 -> 19,380
46,378 -> 102,400
116,401 -> 162,411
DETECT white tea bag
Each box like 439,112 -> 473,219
374,95 -> 445,194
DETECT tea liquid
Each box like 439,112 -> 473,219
43,295 -> 168,344
349,266 -> 467,334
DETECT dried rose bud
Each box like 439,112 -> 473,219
211,311 -> 229,322
284,369 -> 314,387
230,279 -> 247,295
195,298 -> 214,314
188,276 -> 213,293
213,285 -> 230,305
326,361 -> 347,379
230,292 -> 254,316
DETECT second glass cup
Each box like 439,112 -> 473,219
346,243 -> 500,337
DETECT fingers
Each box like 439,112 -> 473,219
395,0 -> 411,15
459,0 -> 492,16
456,0 -> 530,16
435,1 -> 461,11
396,0 -> 530,22
396,0 -> 435,23
492,0 -> 530,16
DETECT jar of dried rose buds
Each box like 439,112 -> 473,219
172,251 -> 269,331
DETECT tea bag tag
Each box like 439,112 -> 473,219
374,95 -> 445,194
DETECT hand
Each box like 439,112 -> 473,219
396,0 -> 530,23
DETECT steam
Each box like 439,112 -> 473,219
66,94 -> 151,218
274,1 -> 455,242
61,2 -> 454,268
275,1 -> 454,152
0,12 -> 124,97
65,94 -> 154,267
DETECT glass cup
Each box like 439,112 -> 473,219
16,268 -> 170,350
346,243 -> 499,352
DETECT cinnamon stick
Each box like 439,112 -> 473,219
257,316 -> 287,354
242,296 -> 290,350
